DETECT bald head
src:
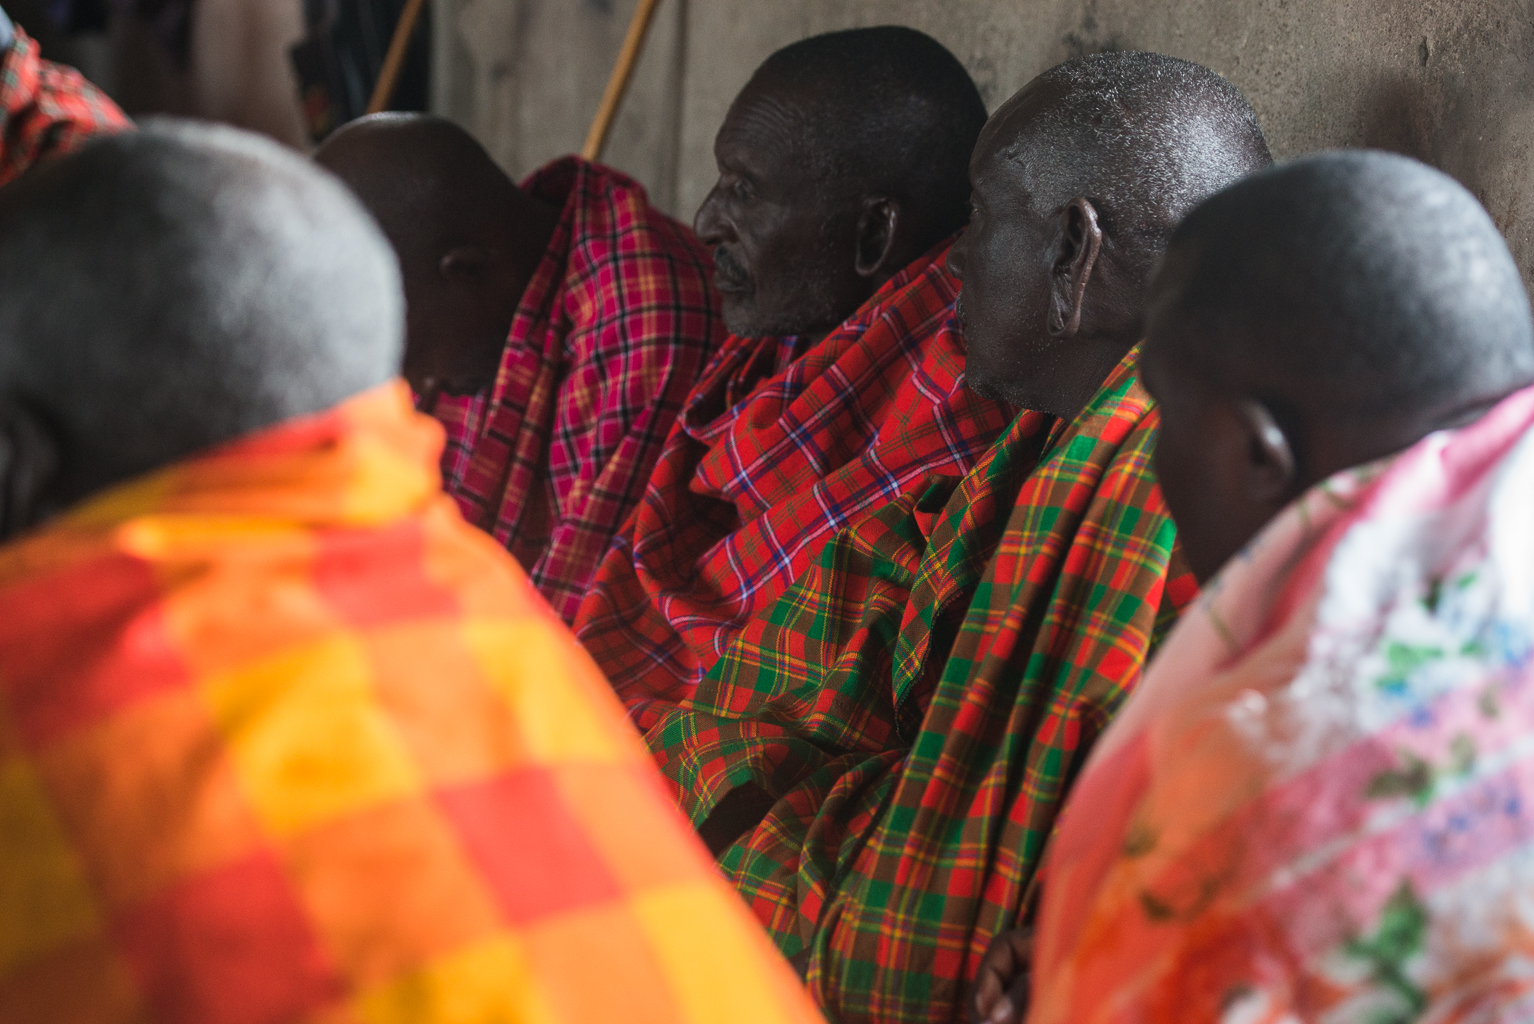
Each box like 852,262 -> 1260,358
315,114 -> 558,403
0,118 -> 402,513
695,27 -> 986,339
1144,151 -> 1534,582
949,52 -> 1271,419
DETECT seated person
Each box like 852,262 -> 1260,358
315,115 -> 721,622
647,53 -> 1272,1023
996,153 -> 1534,1023
0,120 -> 820,1024
0,3 -> 128,184
573,26 -> 1012,722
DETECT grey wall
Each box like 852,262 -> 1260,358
434,0 -> 1534,286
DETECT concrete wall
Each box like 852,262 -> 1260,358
434,0 -> 1534,285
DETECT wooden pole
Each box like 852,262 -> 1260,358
581,0 -> 663,161
366,0 -> 430,116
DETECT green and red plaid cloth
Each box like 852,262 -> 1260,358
649,347 -> 1197,1023
432,156 -> 721,623
0,24 -> 128,186
574,244 -> 1013,725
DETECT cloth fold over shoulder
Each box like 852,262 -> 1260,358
0,382 -> 821,1024
649,346 -> 1196,1023
575,242 -> 1014,723
1030,384 -> 1534,1024
433,156 -> 721,622
0,24 -> 128,186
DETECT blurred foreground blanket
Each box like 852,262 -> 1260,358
1030,383 -> 1534,1024
0,382 -> 821,1024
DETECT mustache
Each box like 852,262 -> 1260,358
953,292 -> 968,328
713,246 -> 750,287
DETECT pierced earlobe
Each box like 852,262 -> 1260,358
1047,198 -> 1104,339
0,398 -> 60,541
1237,398 -> 1297,504
854,197 -> 900,279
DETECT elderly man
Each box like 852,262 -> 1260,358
0,4 -> 128,183
0,121 -> 821,1024
316,114 -> 721,622
646,52 -> 1273,1024
988,152 -> 1534,1024
575,26 -> 1011,721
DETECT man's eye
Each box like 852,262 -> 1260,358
734,179 -> 754,201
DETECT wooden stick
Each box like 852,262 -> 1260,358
367,0 -> 430,115
582,0 -> 663,161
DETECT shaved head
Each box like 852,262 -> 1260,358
315,114 -> 558,403
949,51 -> 1271,420
0,118 -> 403,508
1144,150 -> 1534,582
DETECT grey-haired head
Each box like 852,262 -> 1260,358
0,117 -> 404,527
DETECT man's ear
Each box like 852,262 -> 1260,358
439,245 -> 501,285
1236,398 -> 1297,506
1047,198 -> 1104,338
0,397 -> 60,542
854,196 -> 901,278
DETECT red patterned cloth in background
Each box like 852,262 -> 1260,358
432,156 -> 721,623
0,24 -> 128,186
574,243 -> 1015,726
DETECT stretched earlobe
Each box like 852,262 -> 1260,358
0,397 -> 60,542
1047,198 -> 1104,339
854,197 -> 901,279
1237,398 -> 1297,505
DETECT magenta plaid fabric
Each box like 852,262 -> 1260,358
431,156 -> 721,622
575,245 -> 1015,726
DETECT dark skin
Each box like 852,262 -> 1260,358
1140,241 -> 1516,585
694,68 -> 925,342
314,115 -> 560,411
969,243 -> 1519,1024
947,78 -> 1158,424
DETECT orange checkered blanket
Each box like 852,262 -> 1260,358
0,383 -> 820,1024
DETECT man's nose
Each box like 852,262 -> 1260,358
946,234 -> 968,281
694,184 -> 734,246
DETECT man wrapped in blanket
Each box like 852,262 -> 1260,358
574,27 -> 1014,720
981,153 -> 1534,1024
316,116 -> 722,623
647,53 -> 1272,1024
0,120 -> 821,1024
0,2 -> 128,184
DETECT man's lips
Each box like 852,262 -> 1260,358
713,247 -> 751,294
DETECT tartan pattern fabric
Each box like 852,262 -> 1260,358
0,382 -> 822,1024
0,25 -> 129,187
431,156 -> 721,623
574,243 -> 1014,724
649,347 -> 1198,1024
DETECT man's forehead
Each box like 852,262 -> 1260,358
970,77 -> 1068,184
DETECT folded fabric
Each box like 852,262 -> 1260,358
433,156 -> 720,623
651,346 -> 1196,1023
576,242 -> 1013,725
0,23 -> 129,186
0,382 -> 822,1024
1030,384 -> 1534,1024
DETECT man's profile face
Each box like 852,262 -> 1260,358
946,83 -> 1060,410
1141,248 -> 1270,585
694,73 -> 866,339
400,253 -> 516,410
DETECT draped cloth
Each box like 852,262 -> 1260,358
1029,383 -> 1534,1024
432,156 -> 721,623
0,383 -> 822,1024
650,347 -> 1196,1023
0,24 -> 129,186
574,243 -> 1014,723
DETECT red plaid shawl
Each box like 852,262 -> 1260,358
649,347 -> 1198,1023
432,156 -> 721,622
0,25 -> 129,186
574,244 -> 1013,723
